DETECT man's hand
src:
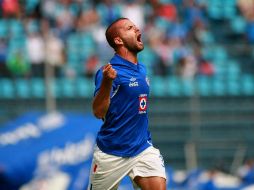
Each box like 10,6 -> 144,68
103,63 -> 117,80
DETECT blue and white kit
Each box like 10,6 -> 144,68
89,54 -> 166,190
94,54 -> 152,157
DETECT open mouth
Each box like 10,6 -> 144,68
137,33 -> 142,43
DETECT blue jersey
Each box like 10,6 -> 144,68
94,54 -> 152,157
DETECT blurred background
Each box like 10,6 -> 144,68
0,0 -> 254,189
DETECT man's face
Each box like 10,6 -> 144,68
116,19 -> 144,53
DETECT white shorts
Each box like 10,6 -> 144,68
87,145 -> 166,190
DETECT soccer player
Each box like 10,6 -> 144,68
88,18 -> 167,190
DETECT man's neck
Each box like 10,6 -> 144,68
116,49 -> 138,64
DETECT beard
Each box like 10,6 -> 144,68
125,41 -> 144,53
123,38 -> 144,53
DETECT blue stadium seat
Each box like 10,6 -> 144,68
0,79 -> 14,98
76,77 -> 94,97
230,16 -> 247,34
181,78 -> 195,96
212,77 -> 225,96
241,75 -> 254,95
207,4 -> 222,19
58,78 -> 76,98
227,80 -> 240,96
201,46 -> 214,60
207,0 -> 236,19
53,79 -> 63,98
27,19 -> 40,34
0,19 -> 8,38
223,6 -> 236,20
8,36 -> 26,51
9,19 -> 24,38
213,46 -> 228,63
227,61 -> 241,80
15,79 -> 30,98
167,76 -> 181,96
138,47 -> 157,76
226,60 -> 241,95
80,34 -> 96,60
150,76 -> 166,97
67,53 -> 80,64
25,0 -> 40,14
197,76 -> 211,96
215,65 -> 227,77
31,78 -> 45,98
155,17 -> 172,32
199,31 -> 214,45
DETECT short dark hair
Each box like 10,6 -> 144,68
105,18 -> 128,49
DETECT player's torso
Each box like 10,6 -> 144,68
98,62 -> 152,157
111,63 -> 150,114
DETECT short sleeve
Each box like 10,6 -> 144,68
93,67 -> 118,97
94,68 -> 103,96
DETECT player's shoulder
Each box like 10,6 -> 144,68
139,61 -> 145,67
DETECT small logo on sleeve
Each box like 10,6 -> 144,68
139,94 -> 147,114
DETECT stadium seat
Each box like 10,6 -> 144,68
80,34 -> 96,58
53,78 -> 63,98
67,53 -> 80,65
9,19 -> 24,38
207,4 -> 222,19
227,80 -> 240,96
181,78 -> 195,96
155,17 -> 172,32
0,79 -> 14,98
0,19 -> 8,38
31,78 -> 45,98
58,78 -> 76,98
224,6 -> 236,20
150,76 -> 166,97
197,76 -> 211,96
167,76 -> 181,96
8,36 -> 26,51
207,0 -> 237,19
201,46 -> 214,60
15,79 -> 30,98
25,0 -> 40,14
230,16 -> 247,34
227,61 -> 241,80
76,77 -> 94,97
212,77 -> 226,96
199,31 -> 214,45
213,46 -> 228,62
241,75 -> 254,95
138,47 -> 157,76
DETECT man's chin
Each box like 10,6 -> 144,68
127,44 -> 144,53
137,44 -> 144,52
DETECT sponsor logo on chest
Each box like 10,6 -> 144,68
129,77 -> 139,87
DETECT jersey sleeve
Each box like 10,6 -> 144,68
93,67 -> 118,97
94,68 -> 103,96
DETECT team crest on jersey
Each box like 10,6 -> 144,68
139,94 -> 147,114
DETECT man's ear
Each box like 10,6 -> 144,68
114,37 -> 123,46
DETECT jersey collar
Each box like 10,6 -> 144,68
110,54 -> 139,70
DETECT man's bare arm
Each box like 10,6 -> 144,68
92,64 -> 117,119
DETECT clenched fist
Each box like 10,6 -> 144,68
103,63 -> 117,80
